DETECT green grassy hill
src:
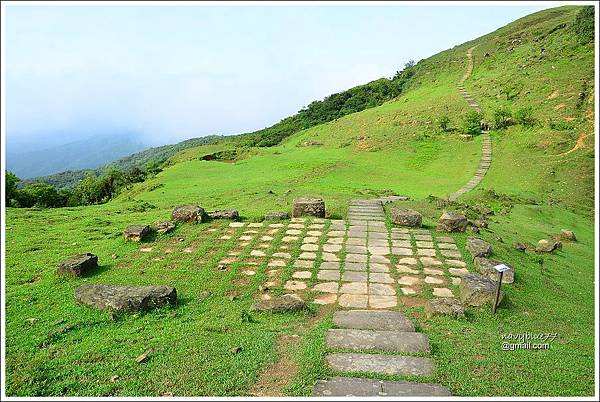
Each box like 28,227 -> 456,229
4,6 -> 595,397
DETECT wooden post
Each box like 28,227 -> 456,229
492,271 -> 504,314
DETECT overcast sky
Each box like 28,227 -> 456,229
5,4 -> 548,146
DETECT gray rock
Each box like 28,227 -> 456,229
264,211 -> 289,220
424,298 -> 465,318
312,377 -> 451,397
472,217 -> 488,229
250,294 -> 307,313
558,229 -> 576,241
466,237 -> 493,258
391,208 -> 422,227
57,253 -> 98,277
459,273 -> 503,307
207,209 -> 239,220
292,197 -> 325,218
474,257 -> 514,284
513,242 -> 527,252
123,225 -> 150,242
75,284 -> 177,312
437,212 -> 468,232
326,329 -> 429,353
333,310 -> 415,332
536,239 -> 562,253
326,353 -> 433,376
153,220 -> 175,234
171,205 -> 205,223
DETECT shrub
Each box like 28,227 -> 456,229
574,6 -> 594,44
514,107 -> 535,127
438,115 -> 451,132
462,111 -> 483,135
493,107 -> 513,129
16,183 -> 66,208
5,171 -> 20,205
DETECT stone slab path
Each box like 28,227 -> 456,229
449,45 -> 492,201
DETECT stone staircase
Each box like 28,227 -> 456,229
448,46 -> 492,202
312,310 -> 451,396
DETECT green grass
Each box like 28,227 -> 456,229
4,5 -> 595,397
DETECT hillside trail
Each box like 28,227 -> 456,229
448,45 -> 491,201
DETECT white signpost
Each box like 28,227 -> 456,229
492,264 -> 509,314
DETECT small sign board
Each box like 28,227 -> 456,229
494,264 -> 511,273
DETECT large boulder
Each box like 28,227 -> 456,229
437,212 -> 468,232
536,239 -> 562,253
57,253 -> 98,277
250,294 -> 307,313
152,221 -> 175,234
466,238 -> 493,258
123,225 -> 150,242
264,211 -> 289,221
474,257 -> 514,284
424,298 -> 465,318
292,198 -> 325,218
459,273 -> 503,307
391,208 -> 422,227
171,205 -> 205,223
75,284 -> 177,312
208,209 -> 239,220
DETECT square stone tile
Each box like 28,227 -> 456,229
260,235 -> 274,241
368,239 -> 389,247
284,280 -> 307,291
391,228 -> 410,234
248,223 -> 264,228
391,240 -> 412,248
317,270 -> 341,281
436,236 -> 455,243
344,262 -> 367,271
250,249 -> 266,257
339,282 -> 368,295
346,238 -> 367,246
414,234 -> 433,241
239,235 -> 254,241
448,267 -> 470,276
445,259 -> 467,268
286,229 -> 302,235
416,241 -> 434,248
417,248 -> 437,257
307,230 -> 322,237
368,232 -> 388,239
309,224 -> 325,230
420,257 -> 443,266
301,243 -> 319,251
299,252 -> 317,260
396,265 -> 420,274
313,282 -> 339,293
369,272 -> 394,283
391,233 -> 411,240
320,261 -> 340,270
369,283 -> 396,296
281,236 -> 298,242
327,230 -> 346,237
294,259 -> 313,268
229,222 -> 245,228
370,255 -> 391,264
441,249 -> 462,258
433,287 -> 454,297
303,236 -> 320,243
368,246 -> 390,255
437,243 -> 458,250
369,295 -> 397,309
392,248 -> 413,256
345,254 -> 368,263
398,275 -> 421,286
268,260 -> 287,267
369,263 -> 391,272
425,276 -> 445,284
323,244 -> 343,253
338,294 -> 368,308
293,271 -> 312,279
288,223 -> 305,229
342,271 -> 368,282
397,257 -> 418,265
272,252 -> 291,259
423,267 -> 444,275
268,223 -> 285,228
400,287 -> 417,295
346,245 -> 367,254
327,237 -> 345,244
322,253 -> 340,262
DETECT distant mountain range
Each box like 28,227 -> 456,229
7,133 -> 147,179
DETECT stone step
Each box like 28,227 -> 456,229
326,353 -> 434,376
312,377 -> 451,397
333,310 -> 415,331
326,329 -> 430,353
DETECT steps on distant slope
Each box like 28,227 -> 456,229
449,46 -> 492,201
312,309 -> 451,397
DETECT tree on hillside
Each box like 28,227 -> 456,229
5,171 -> 20,205
17,182 -> 66,208
574,6 -> 594,44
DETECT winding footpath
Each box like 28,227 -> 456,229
448,46 -> 492,201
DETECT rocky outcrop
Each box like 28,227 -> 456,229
391,208 -> 422,227
424,298 -> 465,318
171,205 -> 205,223
57,253 -> 98,277
123,225 -> 150,242
153,221 -> 175,234
207,209 -> 239,220
459,273 -> 502,307
75,284 -> 177,312
437,212 -> 468,232
474,257 -> 514,284
466,238 -> 493,258
292,198 -> 325,218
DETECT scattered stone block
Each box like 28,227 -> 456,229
171,205 -> 205,223
391,208 -> 422,227
250,294 -> 307,313
474,257 -> 514,284
123,225 -> 150,242
459,273 -> 503,307
57,253 -> 98,277
557,229 -> 576,241
75,284 -> 176,312
207,209 -> 239,220
152,221 -> 175,234
333,310 -> 414,331
536,239 -> 562,253
292,197 -> 325,218
437,212 -> 468,232
425,297 -> 465,318
466,238 -> 493,258
264,211 -> 289,221
513,242 -> 527,252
